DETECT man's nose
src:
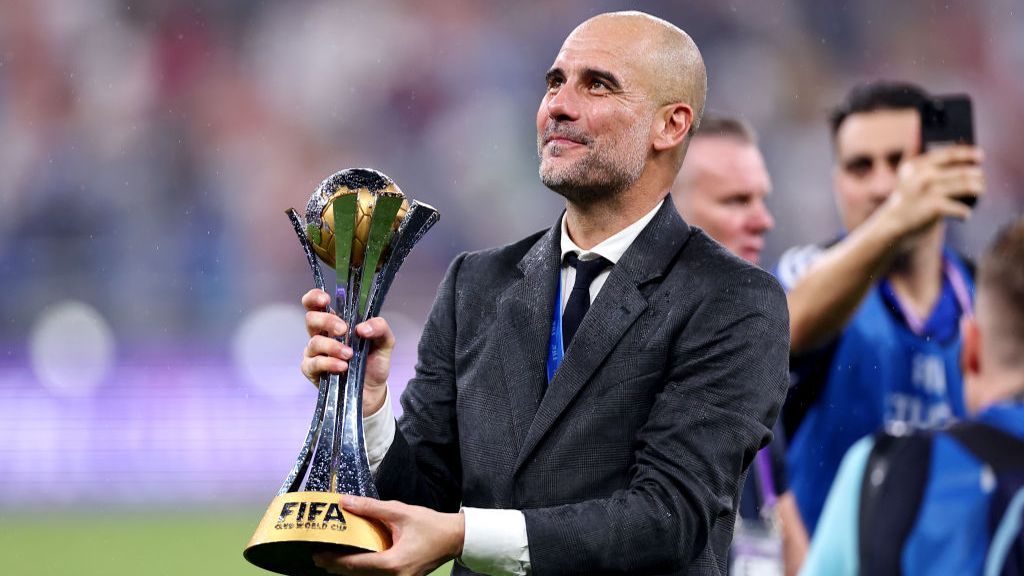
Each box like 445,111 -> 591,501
867,164 -> 899,201
748,201 -> 775,233
545,86 -> 580,121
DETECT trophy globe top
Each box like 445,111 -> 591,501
305,168 -> 409,269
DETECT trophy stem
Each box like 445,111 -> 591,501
335,337 -> 378,497
304,371 -> 342,493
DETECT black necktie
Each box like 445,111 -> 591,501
562,252 -> 612,349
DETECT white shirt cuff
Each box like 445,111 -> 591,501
362,386 -> 395,474
460,507 -> 531,576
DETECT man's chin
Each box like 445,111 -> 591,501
731,245 -> 761,265
539,159 -> 634,205
544,181 -> 626,206
539,164 -> 582,196
541,177 -> 586,201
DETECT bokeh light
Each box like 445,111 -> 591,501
232,302 -> 309,398
29,300 -> 115,398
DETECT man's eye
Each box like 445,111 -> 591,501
843,157 -> 873,177
590,80 -> 609,91
547,78 -> 563,91
725,195 -> 751,206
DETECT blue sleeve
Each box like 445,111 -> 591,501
799,436 -> 874,576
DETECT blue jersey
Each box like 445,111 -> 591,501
775,244 -> 975,533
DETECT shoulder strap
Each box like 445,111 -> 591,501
859,431 -> 934,576
986,486 -> 1024,576
946,422 -> 1024,474
946,422 -> 1024,576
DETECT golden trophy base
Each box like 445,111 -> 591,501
244,492 -> 391,576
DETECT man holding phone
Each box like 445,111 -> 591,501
774,81 -> 985,534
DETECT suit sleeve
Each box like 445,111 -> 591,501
373,253 -> 465,513
523,267 -> 791,574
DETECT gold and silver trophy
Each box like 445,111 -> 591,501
244,168 -> 439,575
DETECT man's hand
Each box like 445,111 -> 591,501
312,496 -> 465,576
878,144 -> 984,241
300,288 -> 395,415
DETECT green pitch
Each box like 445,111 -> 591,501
0,508 -> 451,576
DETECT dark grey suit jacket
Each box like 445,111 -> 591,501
376,199 -> 790,575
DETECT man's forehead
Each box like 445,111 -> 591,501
552,27 -> 643,73
689,137 -> 764,167
836,109 -> 920,155
686,139 -> 771,189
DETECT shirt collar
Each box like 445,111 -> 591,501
559,199 -> 664,264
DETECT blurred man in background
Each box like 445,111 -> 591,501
672,113 -> 808,576
775,81 -> 985,534
801,215 -> 1024,575
671,113 -> 774,265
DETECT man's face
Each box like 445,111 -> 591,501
672,137 -> 774,264
833,109 -> 920,231
536,25 -> 656,204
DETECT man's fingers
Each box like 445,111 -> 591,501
302,289 -> 331,312
355,318 -> 396,349
300,356 -> 348,384
925,144 -> 983,167
304,335 -> 353,361
301,335 -> 354,383
313,550 -> 395,575
307,310 -> 348,338
928,168 -> 985,201
342,495 -> 405,523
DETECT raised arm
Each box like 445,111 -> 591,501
785,145 -> 983,354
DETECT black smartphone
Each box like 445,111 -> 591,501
919,94 -> 977,207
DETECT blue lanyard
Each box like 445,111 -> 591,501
546,273 -> 564,383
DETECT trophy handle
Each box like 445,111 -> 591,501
286,208 -> 326,292
366,201 -> 440,318
278,209 -> 330,495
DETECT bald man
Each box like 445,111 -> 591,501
671,113 -> 774,265
302,12 -> 789,575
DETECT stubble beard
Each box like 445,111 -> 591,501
537,120 -> 649,205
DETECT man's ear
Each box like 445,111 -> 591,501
652,103 -> 693,152
961,315 -> 981,377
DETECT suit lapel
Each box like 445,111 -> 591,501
514,199 -> 691,473
496,223 -> 560,455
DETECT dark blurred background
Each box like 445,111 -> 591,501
0,0 -> 1021,573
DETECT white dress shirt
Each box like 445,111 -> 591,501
363,200 -> 665,575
